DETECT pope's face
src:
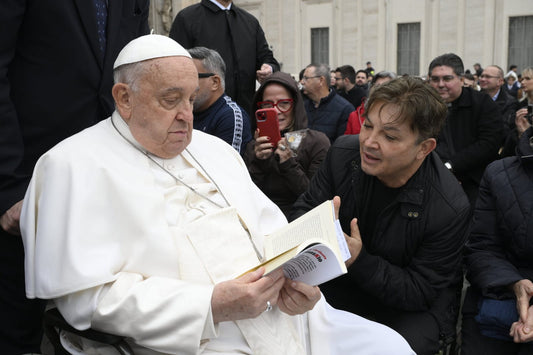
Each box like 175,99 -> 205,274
359,101 -> 429,187
124,57 -> 198,159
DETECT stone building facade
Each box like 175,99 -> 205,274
149,0 -> 533,76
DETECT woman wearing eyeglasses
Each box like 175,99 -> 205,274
244,72 -> 330,217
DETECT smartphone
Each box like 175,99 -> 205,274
255,108 -> 281,147
527,104 -> 533,124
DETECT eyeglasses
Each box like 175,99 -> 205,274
198,72 -> 215,79
257,98 -> 294,113
479,74 -> 500,80
429,75 -> 458,83
302,75 -> 321,81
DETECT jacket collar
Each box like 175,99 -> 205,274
451,87 -> 473,109
350,151 -> 430,210
311,89 -> 337,109
202,0 -> 234,13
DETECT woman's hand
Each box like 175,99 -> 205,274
515,108 -> 531,137
254,129 -> 274,160
275,137 -> 292,164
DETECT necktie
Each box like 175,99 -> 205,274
94,0 -> 108,56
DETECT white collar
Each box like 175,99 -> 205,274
209,0 -> 232,10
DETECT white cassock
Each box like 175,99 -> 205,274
21,112 -> 414,355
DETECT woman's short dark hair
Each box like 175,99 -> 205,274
364,76 -> 447,142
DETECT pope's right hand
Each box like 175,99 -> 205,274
211,267 -> 285,323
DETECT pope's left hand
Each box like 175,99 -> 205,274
277,279 -> 321,315
256,64 -> 273,83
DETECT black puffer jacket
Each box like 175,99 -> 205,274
291,134 -> 471,337
465,126 -> 533,298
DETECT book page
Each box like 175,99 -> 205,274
263,200 -> 337,259
335,220 -> 351,262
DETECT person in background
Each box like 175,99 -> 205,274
473,62 -> 483,77
334,65 -> 366,109
428,53 -> 502,206
355,69 -> 370,95
460,125 -> 533,355
344,71 -> 397,135
301,63 -> 354,143
169,0 -> 279,118
463,72 -> 480,91
501,67 -> 533,157
0,1 -> 149,352
506,71 -> 521,99
330,70 -> 337,88
291,77 -> 471,354
189,47 -> 251,155
479,65 -> 518,146
365,61 -> 375,77
244,72 -> 330,217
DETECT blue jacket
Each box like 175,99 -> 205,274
304,89 -> 354,144
193,95 -> 252,155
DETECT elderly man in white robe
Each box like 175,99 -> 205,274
20,35 -> 414,355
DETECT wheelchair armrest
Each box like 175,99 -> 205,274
43,307 -> 133,355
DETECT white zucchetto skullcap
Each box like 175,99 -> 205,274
113,34 -> 191,69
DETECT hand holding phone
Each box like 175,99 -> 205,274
255,108 -> 281,147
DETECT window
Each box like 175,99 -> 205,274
311,27 -> 329,64
397,23 -> 420,76
508,16 -> 533,73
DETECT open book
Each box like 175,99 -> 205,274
242,200 -> 350,286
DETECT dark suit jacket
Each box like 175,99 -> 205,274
0,0 -> 149,215
169,0 -> 279,116
435,87 -> 502,203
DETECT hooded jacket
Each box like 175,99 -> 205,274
244,72 -> 330,217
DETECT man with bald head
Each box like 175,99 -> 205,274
20,35 -> 413,354
479,65 -> 518,140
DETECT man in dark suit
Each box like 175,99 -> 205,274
0,1 -> 149,352
169,0 -> 280,119
428,53 -> 502,205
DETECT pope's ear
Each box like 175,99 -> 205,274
417,137 -> 437,160
112,83 -> 132,120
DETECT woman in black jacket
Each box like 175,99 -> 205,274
244,72 -> 330,217
461,126 -> 533,354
